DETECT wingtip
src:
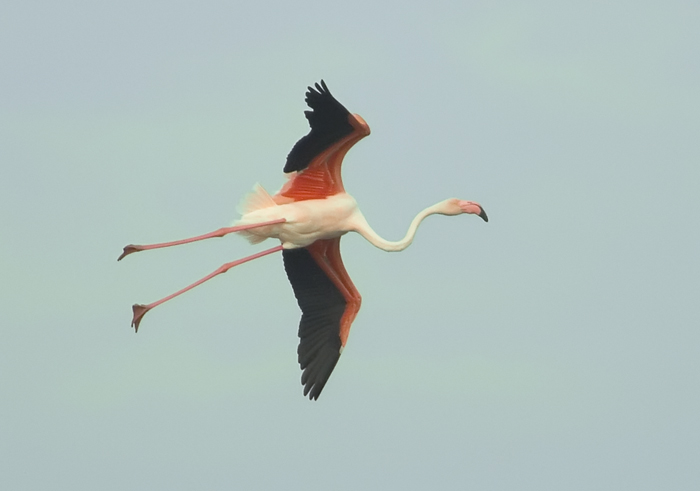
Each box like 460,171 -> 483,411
303,382 -> 322,401
308,80 -> 330,98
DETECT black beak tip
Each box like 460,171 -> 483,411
479,207 -> 488,222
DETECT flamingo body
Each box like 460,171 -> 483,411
237,192 -> 360,249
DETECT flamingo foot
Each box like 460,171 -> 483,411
131,304 -> 150,332
118,245 -> 143,261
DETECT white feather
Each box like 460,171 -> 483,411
234,184 -> 278,244
235,183 -> 276,216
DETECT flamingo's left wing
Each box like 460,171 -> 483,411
279,81 -> 370,201
283,238 -> 361,400
284,80 -> 353,174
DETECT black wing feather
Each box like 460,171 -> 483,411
283,247 -> 345,400
284,80 -> 354,173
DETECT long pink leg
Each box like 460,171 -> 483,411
118,218 -> 286,261
131,244 -> 284,332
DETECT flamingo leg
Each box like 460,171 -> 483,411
118,218 -> 287,261
131,244 -> 284,332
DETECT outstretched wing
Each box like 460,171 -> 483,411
284,80 -> 354,174
279,81 -> 370,201
283,238 -> 362,400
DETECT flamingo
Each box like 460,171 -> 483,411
118,80 -> 488,400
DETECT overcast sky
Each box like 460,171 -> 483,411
2,1 -> 699,489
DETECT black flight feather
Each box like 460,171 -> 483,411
284,80 -> 354,174
282,247 -> 345,400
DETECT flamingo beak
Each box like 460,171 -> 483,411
458,200 -> 488,222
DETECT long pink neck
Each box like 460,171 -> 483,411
351,203 -> 443,252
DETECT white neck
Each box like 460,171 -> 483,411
350,203 -> 446,252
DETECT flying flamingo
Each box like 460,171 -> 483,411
118,80 -> 488,400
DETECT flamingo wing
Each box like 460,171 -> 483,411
279,81 -> 370,201
283,238 -> 362,400
284,80 -> 354,174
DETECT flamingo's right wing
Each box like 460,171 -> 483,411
283,239 -> 361,400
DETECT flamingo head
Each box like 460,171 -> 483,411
440,199 -> 488,222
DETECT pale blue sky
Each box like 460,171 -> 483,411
2,1 -> 699,489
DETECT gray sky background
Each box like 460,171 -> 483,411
2,1 -> 699,489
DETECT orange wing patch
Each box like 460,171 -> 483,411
307,238 -> 362,347
278,159 -> 339,201
279,114 -> 370,202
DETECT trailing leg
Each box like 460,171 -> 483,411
130,245 -> 284,331
118,219 -> 286,261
